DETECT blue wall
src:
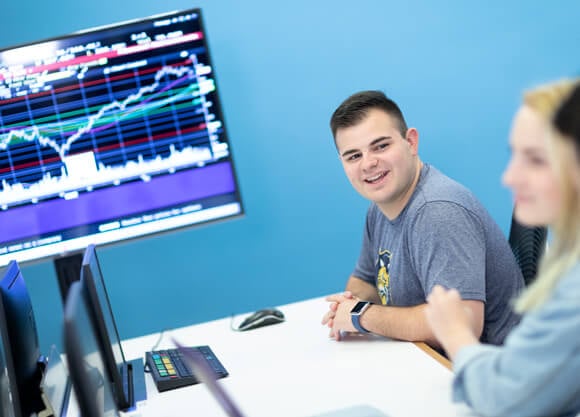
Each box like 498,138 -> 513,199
2,0 -> 578,354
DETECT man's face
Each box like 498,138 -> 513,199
335,108 -> 420,217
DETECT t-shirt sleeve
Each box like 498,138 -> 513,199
408,201 -> 486,300
352,208 -> 376,285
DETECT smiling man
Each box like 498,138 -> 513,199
321,90 -> 524,347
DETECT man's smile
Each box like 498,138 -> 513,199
364,171 -> 388,184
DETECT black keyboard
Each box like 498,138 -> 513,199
145,345 -> 229,392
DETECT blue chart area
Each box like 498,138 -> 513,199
0,15 -> 230,209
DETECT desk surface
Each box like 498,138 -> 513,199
120,297 -> 476,417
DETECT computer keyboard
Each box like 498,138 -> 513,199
145,345 -> 229,392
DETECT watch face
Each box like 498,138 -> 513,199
351,301 -> 368,314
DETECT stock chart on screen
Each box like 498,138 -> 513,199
0,9 -> 243,265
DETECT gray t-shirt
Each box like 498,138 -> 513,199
353,164 -> 524,345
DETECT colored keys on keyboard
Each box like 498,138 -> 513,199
145,345 -> 228,392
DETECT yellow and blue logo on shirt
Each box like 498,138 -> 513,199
376,249 -> 392,305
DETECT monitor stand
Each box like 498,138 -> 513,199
53,252 -> 84,303
125,358 -> 147,411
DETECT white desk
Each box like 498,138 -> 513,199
120,297 -> 477,417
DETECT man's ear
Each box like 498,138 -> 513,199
405,128 -> 419,153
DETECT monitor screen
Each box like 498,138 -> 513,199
0,261 -> 43,417
63,281 -> 120,417
80,244 -> 131,410
0,7 -> 244,267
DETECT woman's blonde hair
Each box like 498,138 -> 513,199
515,79 -> 580,312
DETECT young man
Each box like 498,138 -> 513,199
321,91 -> 524,346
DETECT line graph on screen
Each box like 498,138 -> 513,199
0,25 -> 228,210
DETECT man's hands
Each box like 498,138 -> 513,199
321,291 -> 360,340
321,284 -> 484,350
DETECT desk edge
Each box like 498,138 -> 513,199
413,342 -> 452,370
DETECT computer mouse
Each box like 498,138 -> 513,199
238,308 -> 285,331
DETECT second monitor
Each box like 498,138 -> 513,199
80,245 -> 146,411
0,261 -> 46,417
63,281 -> 120,417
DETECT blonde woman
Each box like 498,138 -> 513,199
425,80 -> 580,417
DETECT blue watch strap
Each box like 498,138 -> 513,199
350,301 -> 371,333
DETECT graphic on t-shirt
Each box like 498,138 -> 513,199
376,249 -> 392,305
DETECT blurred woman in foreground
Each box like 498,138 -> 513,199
425,79 -> 580,417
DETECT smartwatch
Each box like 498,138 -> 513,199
350,301 -> 372,333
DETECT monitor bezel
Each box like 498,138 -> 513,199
0,261 -> 43,417
0,273 -> 23,417
80,244 -> 130,410
0,7 -> 245,268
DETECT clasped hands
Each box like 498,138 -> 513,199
321,291 -> 359,340
322,285 -> 477,346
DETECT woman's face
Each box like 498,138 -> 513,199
502,105 -> 562,227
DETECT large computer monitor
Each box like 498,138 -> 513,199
80,244 -> 145,410
63,281 -> 120,417
0,261 -> 45,417
0,8 -> 244,277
